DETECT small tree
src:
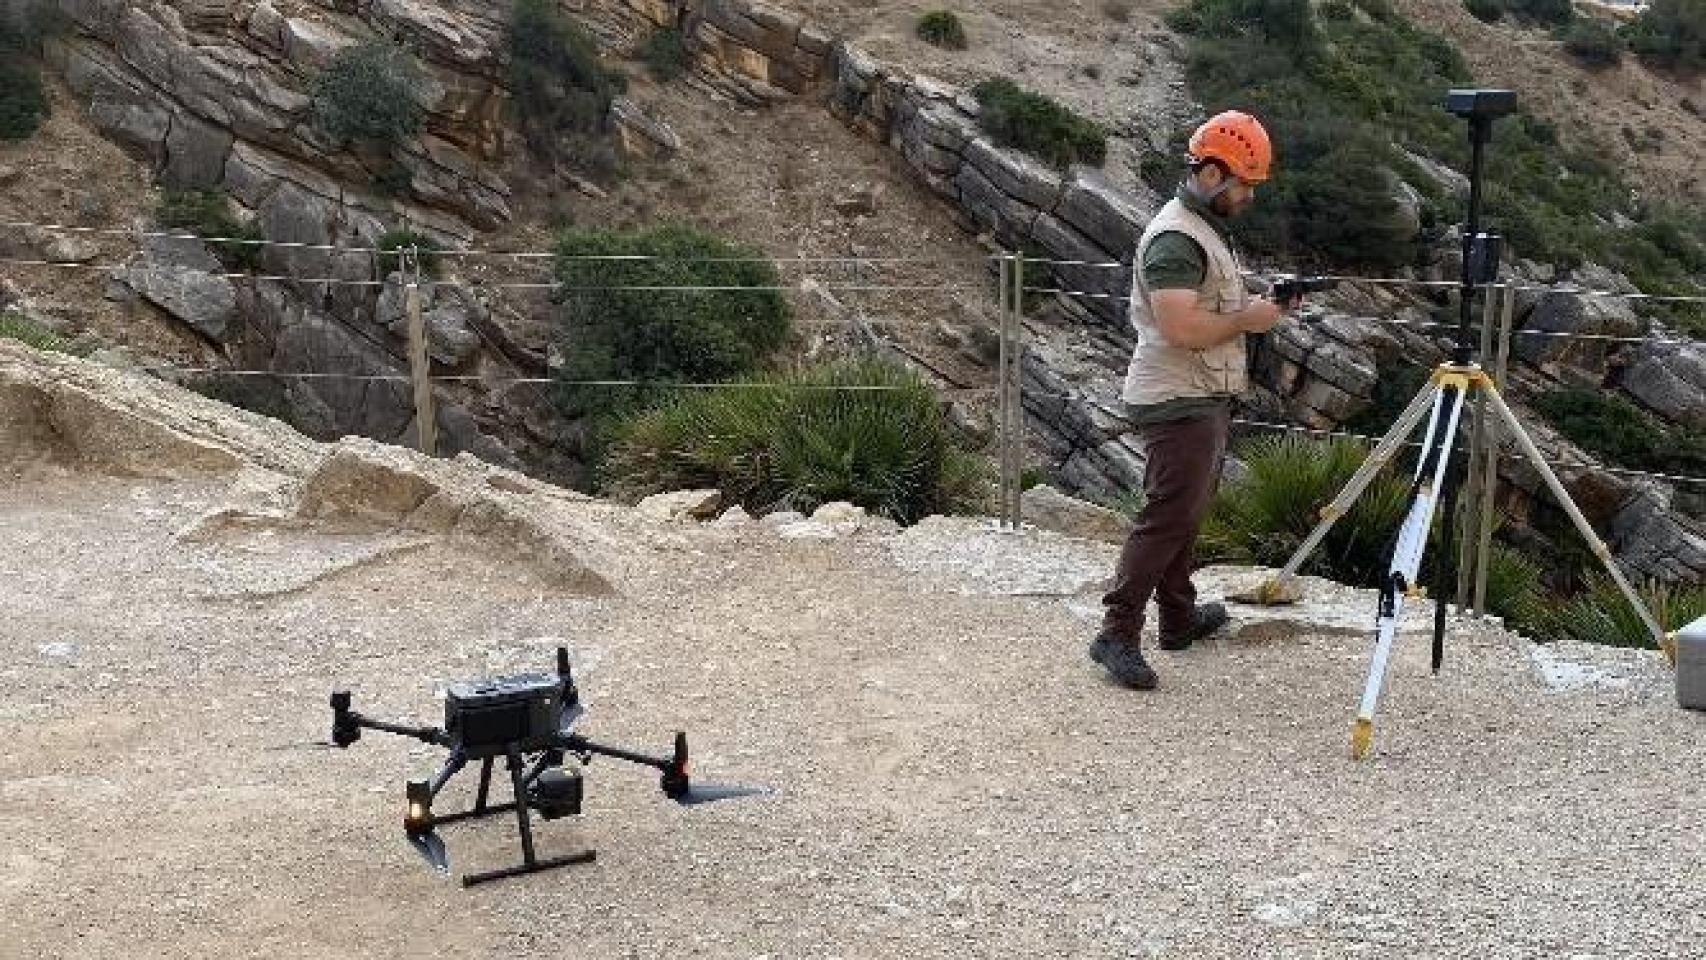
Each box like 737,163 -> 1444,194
1168,0 -> 1319,47
509,0 -> 625,176
0,4 -> 56,142
638,26 -> 689,80
916,11 -> 968,50
0,59 -> 46,141
1563,20 -> 1623,68
551,224 -> 792,422
971,78 -> 1107,168
156,190 -> 264,272
1505,0 -> 1573,26
310,40 -> 426,150
1464,0 -> 1505,22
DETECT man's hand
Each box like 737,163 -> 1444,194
1238,297 -> 1285,334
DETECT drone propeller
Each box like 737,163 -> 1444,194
406,828 -> 450,874
558,702 -> 586,734
660,732 -> 770,806
669,781 -> 770,806
403,780 -> 450,875
265,739 -> 341,752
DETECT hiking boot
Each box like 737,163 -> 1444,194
1158,602 -> 1229,652
1089,629 -> 1158,690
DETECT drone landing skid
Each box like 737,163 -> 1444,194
431,748 -> 597,888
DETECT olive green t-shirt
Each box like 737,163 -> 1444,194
1125,187 -> 1237,427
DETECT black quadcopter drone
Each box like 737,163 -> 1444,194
326,647 -> 766,886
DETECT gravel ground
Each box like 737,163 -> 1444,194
2,474 -> 1703,960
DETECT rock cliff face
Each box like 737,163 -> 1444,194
29,0 -> 1704,584
54,0 -> 512,233
40,0 -> 551,467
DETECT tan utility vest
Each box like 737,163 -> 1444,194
1121,197 -> 1250,405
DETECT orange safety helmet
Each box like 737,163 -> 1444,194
1187,111 -> 1273,184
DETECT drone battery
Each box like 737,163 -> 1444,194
445,671 -> 564,757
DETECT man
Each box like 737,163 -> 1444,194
1089,110 -> 1293,690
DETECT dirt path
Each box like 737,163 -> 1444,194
2,474 -> 1701,958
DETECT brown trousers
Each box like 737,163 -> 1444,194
1101,406 -> 1229,639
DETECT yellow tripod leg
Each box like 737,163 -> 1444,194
1351,718 -> 1374,760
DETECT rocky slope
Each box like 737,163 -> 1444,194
0,0 -> 1701,584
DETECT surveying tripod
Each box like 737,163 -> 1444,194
1243,89 -> 1670,759
1245,359 -> 1671,758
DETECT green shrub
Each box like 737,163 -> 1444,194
601,358 -> 990,523
1200,433 -> 1564,627
0,8 -> 55,143
369,159 -> 414,196
970,77 -> 1107,169
1562,19 -> 1623,67
1167,0 -> 1320,45
375,228 -> 444,280
638,26 -> 689,80
1621,0 -> 1705,74
1505,0 -> 1573,26
1464,0 -> 1504,22
1103,1 -> 1135,21
1531,389 -> 1706,477
551,224 -> 792,422
1480,542 -> 1548,633
0,1 -> 68,47
156,190 -> 264,272
0,310 -> 84,355
917,11 -> 968,49
1528,573 -> 1706,649
509,0 -> 625,172
310,40 -> 425,150
1104,487 -> 1148,521
1320,0 -> 1356,20
0,59 -> 47,141
1199,433 -> 1413,588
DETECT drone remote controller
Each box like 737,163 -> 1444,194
1269,274 -> 1338,304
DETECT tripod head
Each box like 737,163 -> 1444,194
1445,89 -> 1516,133
1443,88 -> 1515,363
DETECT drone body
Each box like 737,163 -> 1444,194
328,647 -> 763,886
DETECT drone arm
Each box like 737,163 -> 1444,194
352,712 -> 451,746
330,692 -> 452,748
555,733 -> 669,772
